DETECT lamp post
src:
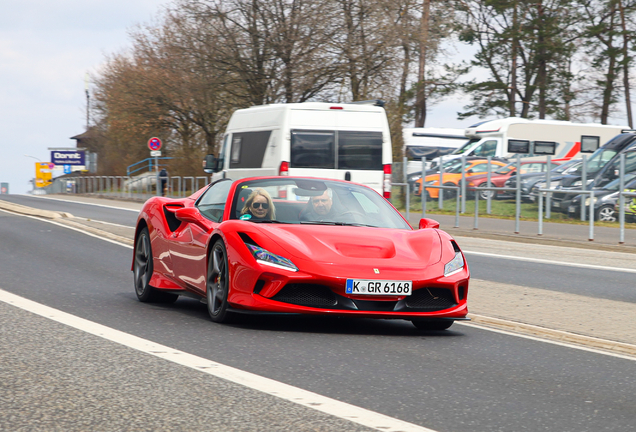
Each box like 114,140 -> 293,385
24,154 -> 42,162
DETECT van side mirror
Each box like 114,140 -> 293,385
418,218 -> 440,229
203,154 -> 221,173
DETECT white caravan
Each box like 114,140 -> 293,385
428,118 -> 628,169
207,101 -> 393,198
403,127 -> 468,174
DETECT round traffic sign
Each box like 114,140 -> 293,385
148,137 -> 162,151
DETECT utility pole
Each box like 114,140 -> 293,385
85,72 -> 90,130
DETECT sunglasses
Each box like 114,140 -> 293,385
251,202 -> 269,209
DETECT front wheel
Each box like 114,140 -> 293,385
596,205 -> 617,222
207,239 -> 233,323
411,319 -> 454,331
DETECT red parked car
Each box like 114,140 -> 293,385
467,160 -> 560,199
132,176 -> 470,331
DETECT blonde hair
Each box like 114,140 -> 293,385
240,188 -> 276,219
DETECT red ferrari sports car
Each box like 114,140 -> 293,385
132,176 -> 470,330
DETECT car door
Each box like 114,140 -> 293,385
170,180 -> 232,294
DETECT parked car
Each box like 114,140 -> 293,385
467,160 -> 560,200
550,133 -> 636,210
565,174 -> 636,222
521,159 -> 584,202
132,176 -> 469,330
407,156 -> 507,195
415,159 -> 508,199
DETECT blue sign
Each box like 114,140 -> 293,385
51,150 -> 85,166
63,165 -> 72,174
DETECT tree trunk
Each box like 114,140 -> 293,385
509,1 -> 518,117
618,0 -> 633,128
415,0 -> 431,127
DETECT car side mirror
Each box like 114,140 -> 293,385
418,218 -> 440,229
175,207 -> 209,229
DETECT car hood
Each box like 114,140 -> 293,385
253,224 -> 443,267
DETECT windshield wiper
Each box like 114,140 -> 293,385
299,221 -> 375,227
251,219 -> 289,224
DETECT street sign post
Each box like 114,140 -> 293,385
148,137 -> 163,196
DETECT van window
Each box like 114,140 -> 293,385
291,130 -> 383,170
452,138 -> 480,155
291,130 -> 335,169
229,131 -> 272,168
338,131 -> 382,170
473,140 -> 498,157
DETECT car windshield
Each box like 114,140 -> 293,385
552,159 -> 581,173
230,178 -> 412,229
495,163 -> 515,174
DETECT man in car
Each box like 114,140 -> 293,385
300,189 -> 341,221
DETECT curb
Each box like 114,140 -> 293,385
0,200 -> 73,219
56,219 -> 134,246
468,313 -> 636,358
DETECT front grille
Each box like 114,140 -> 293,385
271,284 -> 338,307
405,288 -> 456,311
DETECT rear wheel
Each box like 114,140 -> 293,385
134,227 -> 178,303
206,239 -> 234,323
477,184 -> 494,200
442,183 -> 457,200
411,319 -> 454,331
596,205 -> 617,222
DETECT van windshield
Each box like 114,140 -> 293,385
452,138 -> 481,155
575,148 -> 618,175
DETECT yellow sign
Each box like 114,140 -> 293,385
35,162 -> 53,188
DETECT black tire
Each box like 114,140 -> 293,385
411,319 -> 454,331
477,184 -> 494,200
442,182 -> 457,200
134,227 -> 178,303
596,205 -> 617,222
206,239 -> 233,323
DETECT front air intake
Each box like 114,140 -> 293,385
270,284 -> 337,307
405,288 -> 457,311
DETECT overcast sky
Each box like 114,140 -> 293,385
0,0 -> 475,195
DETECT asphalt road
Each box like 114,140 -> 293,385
1,200 -> 636,431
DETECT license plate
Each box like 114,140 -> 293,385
552,201 -> 560,208
345,279 -> 412,296
529,195 -> 535,202
568,206 -> 576,213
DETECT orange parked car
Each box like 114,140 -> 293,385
416,159 -> 508,199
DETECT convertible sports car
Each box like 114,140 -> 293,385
132,176 -> 470,330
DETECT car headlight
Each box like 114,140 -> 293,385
247,244 -> 298,272
444,251 -> 465,277
425,180 -> 438,185
572,180 -> 582,187
584,197 -> 598,206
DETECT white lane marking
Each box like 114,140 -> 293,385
457,321 -> 636,362
21,194 -> 140,212
74,217 -> 135,229
464,250 -> 636,274
0,209 -> 133,249
0,288 -> 436,432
